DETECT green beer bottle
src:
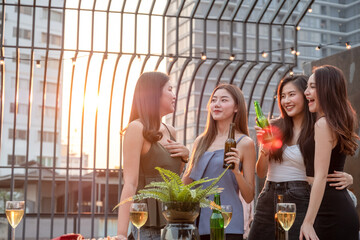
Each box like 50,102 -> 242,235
275,194 -> 286,240
210,193 -> 224,240
254,100 -> 273,142
223,123 -> 236,170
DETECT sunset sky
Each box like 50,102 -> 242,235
61,0 -> 168,169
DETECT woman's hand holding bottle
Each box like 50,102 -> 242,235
224,147 -> 242,174
255,125 -> 272,155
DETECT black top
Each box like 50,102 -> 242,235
137,124 -> 182,227
303,131 -> 346,177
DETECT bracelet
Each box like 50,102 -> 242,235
260,148 -> 269,156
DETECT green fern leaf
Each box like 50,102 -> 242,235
155,167 -> 183,186
135,189 -> 170,202
145,182 -> 168,189
193,166 -> 229,202
176,186 -> 192,202
186,177 -> 216,189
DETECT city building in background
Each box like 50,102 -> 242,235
297,0 -> 360,69
0,0 -> 358,239
0,5 -> 63,175
166,0 -> 360,148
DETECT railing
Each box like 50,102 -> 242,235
0,0 -> 312,239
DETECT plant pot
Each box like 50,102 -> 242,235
162,201 -> 200,223
161,202 -> 200,240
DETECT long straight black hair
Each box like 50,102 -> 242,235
128,72 -> 169,143
313,65 -> 358,155
270,75 -> 315,162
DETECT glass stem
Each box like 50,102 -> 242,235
12,229 -> 15,240
285,230 -> 289,240
137,227 -> 140,240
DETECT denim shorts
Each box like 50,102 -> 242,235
248,181 -> 311,240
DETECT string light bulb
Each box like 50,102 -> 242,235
104,53 -> 108,61
0,57 -> 4,65
315,44 -> 322,50
296,26 -> 301,31
168,54 -> 174,62
137,54 -> 141,61
201,52 -> 207,60
229,54 -> 235,61
72,57 -> 76,65
290,47 -> 296,55
36,60 -> 41,68
308,8 -> 312,13
345,42 -> 351,49
289,69 -> 294,76
261,51 -> 268,58
296,51 -> 300,56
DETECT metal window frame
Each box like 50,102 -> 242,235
0,1 -> 313,239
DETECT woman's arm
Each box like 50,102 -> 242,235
254,126 -> 271,178
181,164 -> 194,185
256,146 -> 270,179
117,121 -> 144,236
181,137 -> 201,185
226,137 -> 256,203
300,118 -> 335,240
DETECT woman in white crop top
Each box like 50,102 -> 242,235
248,75 -> 352,240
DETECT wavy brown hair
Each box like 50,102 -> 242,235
189,84 -> 249,169
128,72 -> 169,143
270,75 -> 315,162
313,65 -> 359,155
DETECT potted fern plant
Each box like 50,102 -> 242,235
115,166 -> 228,239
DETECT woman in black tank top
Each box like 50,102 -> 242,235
300,65 -> 359,240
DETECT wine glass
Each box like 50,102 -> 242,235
276,203 -> 296,240
6,201 -> 25,240
221,205 -> 233,228
130,203 -> 148,240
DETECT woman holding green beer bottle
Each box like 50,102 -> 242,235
248,75 -> 353,240
182,84 -> 256,240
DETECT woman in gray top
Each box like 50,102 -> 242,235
182,84 -> 256,240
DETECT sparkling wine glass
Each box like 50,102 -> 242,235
221,205 -> 233,228
276,203 -> 296,240
6,201 -> 25,240
130,203 -> 148,240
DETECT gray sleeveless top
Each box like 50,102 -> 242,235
137,124 -> 182,227
189,135 -> 246,235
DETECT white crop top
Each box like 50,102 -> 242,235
267,144 -> 307,182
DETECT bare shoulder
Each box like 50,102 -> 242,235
315,117 -> 331,132
314,117 -> 335,141
125,120 -> 144,137
238,135 -> 255,149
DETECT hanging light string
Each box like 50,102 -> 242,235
259,40 -> 355,59
0,40 -> 358,66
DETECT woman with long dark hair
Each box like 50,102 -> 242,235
248,75 -> 353,240
248,75 -> 314,240
182,84 -> 256,240
300,65 -> 359,240
116,72 -> 189,240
